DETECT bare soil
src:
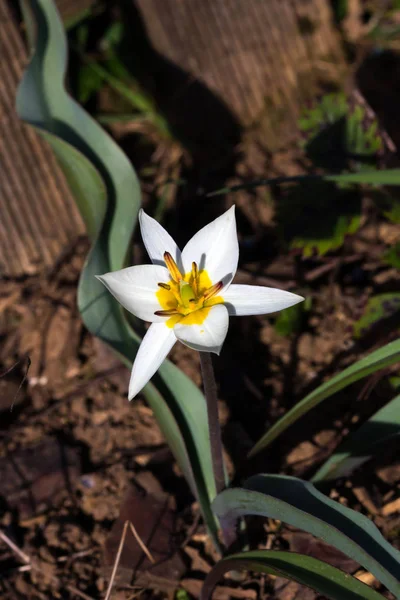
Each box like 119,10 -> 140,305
1,195 -> 400,599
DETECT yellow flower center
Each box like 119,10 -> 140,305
155,252 -> 224,328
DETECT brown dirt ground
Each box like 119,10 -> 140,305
1,194 -> 400,599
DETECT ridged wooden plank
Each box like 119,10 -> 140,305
56,0 -> 94,24
0,1 -> 85,277
135,0 -> 345,146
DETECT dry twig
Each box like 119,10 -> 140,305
104,520 -> 155,600
0,530 -> 95,600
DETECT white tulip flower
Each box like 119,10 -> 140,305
97,206 -> 304,399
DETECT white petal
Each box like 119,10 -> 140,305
97,264 -> 170,323
174,304 -> 229,355
139,209 -> 183,270
223,284 -> 304,316
129,323 -> 176,399
181,206 -> 238,287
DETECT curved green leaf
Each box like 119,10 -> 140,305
212,475 -> 400,598
17,0 -> 220,549
249,338 -> 400,457
17,0 -> 140,271
312,393 -> 400,482
36,128 -> 108,239
201,550 -> 387,600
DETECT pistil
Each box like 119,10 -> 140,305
180,281 -> 196,308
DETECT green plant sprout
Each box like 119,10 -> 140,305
97,206 -> 302,540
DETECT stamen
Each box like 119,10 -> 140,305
164,252 -> 182,282
158,282 -> 171,290
191,262 -> 198,295
154,309 -> 179,316
203,281 -> 223,300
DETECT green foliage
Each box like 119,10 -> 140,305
213,475 -> 400,598
277,91 -> 395,256
384,243 -> 400,269
312,393 -> 400,482
299,92 -> 385,172
353,293 -> 400,338
332,0 -> 348,23
207,169 -> 400,198
70,10 -> 171,137
274,297 -> 311,336
298,92 -> 347,162
175,589 -> 190,600
248,338 -> 400,456
17,0 -> 220,550
366,9 -> 400,43
77,63 -> 104,104
201,550 -> 387,600
346,103 -> 383,169
384,198 -> 400,224
389,375 -> 400,390
327,169 -> 400,185
277,180 -> 361,257
274,303 -> 303,336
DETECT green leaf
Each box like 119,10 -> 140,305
353,293 -> 400,338
76,63 -> 104,104
206,169 -> 400,199
201,550 -> 387,600
262,92 -> 399,256
312,393 -> 400,482
384,197 -> 400,224
299,93 -> 347,132
333,0 -> 348,23
345,102 -> 383,170
299,92 -> 385,174
299,92 -> 348,171
248,338 -> 400,457
326,169 -> 400,185
389,375 -> 400,390
17,0 -> 140,272
274,301 -> 308,337
276,180 -> 362,257
212,475 -> 400,598
17,0 -> 220,549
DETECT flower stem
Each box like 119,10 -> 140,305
199,352 -> 225,496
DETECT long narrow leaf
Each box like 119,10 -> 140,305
212,475 -> 400,598
249,338 -> 400,457
201,550 -> 387,600
17,0 -> 140,272
207,169 -> 400,197
327,170 -> 400,185
17,0 -> 220,548
312,393 -> 400,482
